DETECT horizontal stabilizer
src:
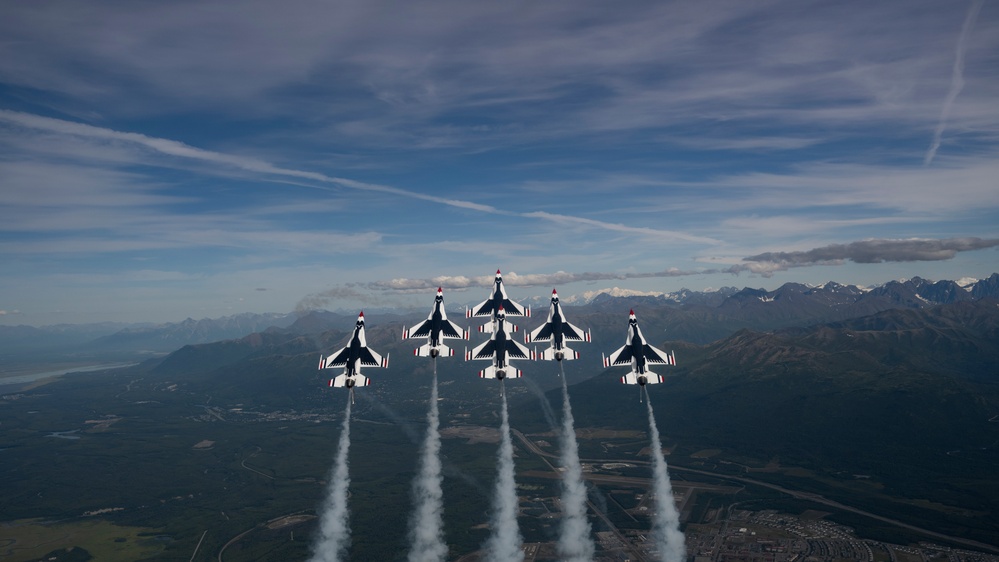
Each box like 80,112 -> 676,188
479,322 -> 518,334
620,372 -> 664,385
331,374 -> 371,388
478,365 -> 523,379
415,343 -> 455,357
535,347 -> 580,361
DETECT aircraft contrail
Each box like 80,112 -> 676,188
309,397 -> 354,562
557,368 -> 595,562
645,391 -> 685,562
924,0 -> 984,166
482,390 -> 524,562
407,368 -> 448,562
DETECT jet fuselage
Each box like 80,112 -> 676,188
493,317 -> 512,369
342,322 -> 366,377
627,321 -> 649,374
426,296 -> 447,347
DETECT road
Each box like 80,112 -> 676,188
510,427 -> 999,555
510,428 -> 651,561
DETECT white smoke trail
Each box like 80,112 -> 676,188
557,371 -> 595,562
645,394 -> 685,562
482,391 -> 524,562
924,0 -> 984,166
407,368 -> 448,562
309,397 -> 354,562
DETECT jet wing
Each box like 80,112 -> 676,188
527,322 -> 553,343
403,319 -> 432,340
602,345 -> 633,367
440,319 -> 467,339
404,319 -> 466,340
320,346 -> 351,368
467,298 -> 530,318
500,299 -> 529,317
467,299 -> 496,318
561,321 -> 590,342
642,345 -> 676,366
358,347 -> 388,368
468,339 -> 497,360
503,339 -> 531,360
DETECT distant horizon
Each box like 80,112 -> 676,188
3,268 -> 996,327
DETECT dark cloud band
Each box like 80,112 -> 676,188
744,237 -> 999,266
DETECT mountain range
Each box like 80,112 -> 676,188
3,273 -> 999,374
4,273 -> 999,546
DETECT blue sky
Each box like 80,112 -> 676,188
1,0 -> 998,325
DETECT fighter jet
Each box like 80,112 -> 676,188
465,306 -> 530,388
602,310 -> 675,393
318,311 -> 389,403
466,269 -> 531,319
402,287 -> 469,358
527,288 -> 590,362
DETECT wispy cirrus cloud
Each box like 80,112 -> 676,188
4,1 -> 999,324
364,268 -> 720,293
0,110 -> 717,245
925,0 -> 985,166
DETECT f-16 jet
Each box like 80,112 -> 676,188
602,310 -> 675,396
403,287 -> 469,358
527,288 -> 590,362
466,269 -> 531,319
465,306 -> 530,391
318,311 -> 389,403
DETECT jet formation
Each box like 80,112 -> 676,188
317,271 -> 678,399
318,311 -> 389,404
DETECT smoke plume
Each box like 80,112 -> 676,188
645,395 -> 685,562
407,371 -> 448,562
557,372 -> 595,562
309,397 -> 354,562
482,391 -> 524,562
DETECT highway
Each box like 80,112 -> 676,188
510,427 -> 999,556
